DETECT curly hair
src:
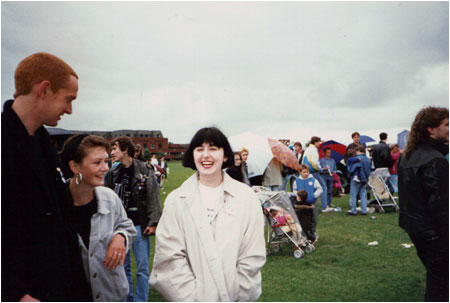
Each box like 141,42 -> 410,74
404,106 -> 448,159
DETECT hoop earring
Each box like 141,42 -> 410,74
75,173 -> 83,185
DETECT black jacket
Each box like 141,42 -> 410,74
1,100 -> 90,301
372,141 -> 393,168
398,139 -> 449,239
104,159 -> 162,230
226,165 -> 244,183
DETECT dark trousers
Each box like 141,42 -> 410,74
409,233 -> 449,302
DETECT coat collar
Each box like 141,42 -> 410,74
94,187 -> 111,215
110,158 -> 145,181
177,172 -> 237,201
178,172 -> 232,301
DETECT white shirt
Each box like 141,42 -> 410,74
198,182 -> 224,224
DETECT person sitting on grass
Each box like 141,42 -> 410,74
346,144 -> 371,216
292,164 -> 323,242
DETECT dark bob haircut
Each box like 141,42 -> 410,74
182,127 -> 235,170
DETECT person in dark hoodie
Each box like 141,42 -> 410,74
398,106 -> 448,302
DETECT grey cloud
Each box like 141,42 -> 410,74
2,1 -> 448,144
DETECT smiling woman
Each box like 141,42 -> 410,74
150,127 -> 266,301
59,134 -> 137,301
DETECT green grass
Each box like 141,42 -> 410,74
130,161 -> 425,302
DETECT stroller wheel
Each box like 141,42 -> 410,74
272,244 -> 281,252
379,208 -> 385,214
395,207 -> 400,213
293,249 -> 304,259
304,244 -> 315,254
266,248 -> 270,256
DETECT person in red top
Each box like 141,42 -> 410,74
389,144 -> 402,193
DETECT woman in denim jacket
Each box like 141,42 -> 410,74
60,134 -> 137,301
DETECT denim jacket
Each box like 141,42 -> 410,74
319,157 -> 337,175
347,154 -> 371,183
79,186 -> 137,301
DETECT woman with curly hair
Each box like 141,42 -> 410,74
398,106 -> 448,302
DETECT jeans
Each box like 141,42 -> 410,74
321,174 -> 334,206
265,185 -> 281,191
389,174 -> 398,193
125,226 -> 150,302
386,176 -> 395,194
311,172 -> 328,210
349,180 -> 367,214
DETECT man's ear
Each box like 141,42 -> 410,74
37,80 -> 52,98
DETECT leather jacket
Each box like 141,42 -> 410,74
398,139 -> 448,239
105,159 -> 162,230
372,141 -> 392,168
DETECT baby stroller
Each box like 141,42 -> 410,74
254,187 -> 315,259
367,168 -> 399,213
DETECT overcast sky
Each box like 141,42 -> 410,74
2,1 -> 448,145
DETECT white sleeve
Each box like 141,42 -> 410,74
149,194 -> 197,302
313,179 -> 323,198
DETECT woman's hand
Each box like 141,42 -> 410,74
104,234 -> 126,270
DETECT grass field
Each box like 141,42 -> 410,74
130,161 -> 425,302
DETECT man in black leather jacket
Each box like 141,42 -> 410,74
105,136 -> 161,301
372,132 -> 395,193
398,106 -> 448,302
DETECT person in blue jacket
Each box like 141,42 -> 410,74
347,145 -> 371,215
319,148 -> 337,211
292,164 -> 323,241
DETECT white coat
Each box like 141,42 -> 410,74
149,173 -> 266,302
79,186 -> 137,302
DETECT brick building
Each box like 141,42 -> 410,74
47,128 -> 187,160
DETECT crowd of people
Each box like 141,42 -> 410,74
1,52 -> 448,302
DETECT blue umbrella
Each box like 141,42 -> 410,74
359,135 -> 376,145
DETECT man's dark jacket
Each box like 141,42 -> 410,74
1,100 -> 90,301
398,139 -> 449,239
104,159 -> 162,230
372,141 -> 393,168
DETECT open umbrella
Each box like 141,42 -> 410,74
359,135 -> 376,145
228,132 -> 273,178
319,140 -> 346,163
268,138 -> 301,172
